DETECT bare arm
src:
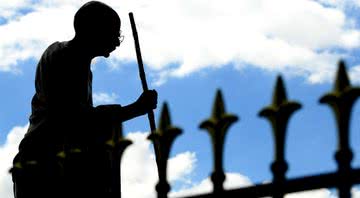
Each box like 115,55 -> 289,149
94,90 -> 158,122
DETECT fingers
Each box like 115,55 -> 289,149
147,89 -> 158,109
137,90 -> 158,112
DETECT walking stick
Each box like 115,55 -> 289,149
129,12 -> 160,171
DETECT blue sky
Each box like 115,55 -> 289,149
2,0 -> 360,197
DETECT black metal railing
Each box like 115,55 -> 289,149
124,60 -> 360,198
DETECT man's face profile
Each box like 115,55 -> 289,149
74,1 -> 122,58
91,21 -> 121,58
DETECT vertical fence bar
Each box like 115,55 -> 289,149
200,89 -> 238,195
107,124 -> 132,198
319,61 -> 360,198
259,76 -> 301,198
148,102 -> 182,198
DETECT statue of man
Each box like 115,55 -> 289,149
11,1 -> 158,198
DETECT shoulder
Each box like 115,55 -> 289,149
36,41 -> 71,76
38,41 -> 73,65
41,41 -> 68,61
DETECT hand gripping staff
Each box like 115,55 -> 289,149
129,12 -> 160,170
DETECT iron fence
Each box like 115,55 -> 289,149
115,60 -> 360,198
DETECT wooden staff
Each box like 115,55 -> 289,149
129,12 -> 160,166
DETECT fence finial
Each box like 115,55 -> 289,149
259,75 -> 301,198
272,75 -> 288,107
319,60 -> 360,152
148,102 -> 182,198
334,60 -> 350,92
319,60 -> 360,198
200,89 -> 238,194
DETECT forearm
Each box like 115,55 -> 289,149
120,90 -> 157,121
94,90 -> 157,123
119,102 -> 146,122
94,102 -> 146,123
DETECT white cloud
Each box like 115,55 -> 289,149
93,92 -> 118,105
353,188 -> 360,198
121,131 -> 197,198
170,173 -> 340,198
0,0 -> 360,84
0,0 -> 32,19
349,65 -> 360,84
286,188 -> 360,198
285,189 -> 337,198
170,172 -> 252,197
317,0 -> 360,9
0,123 -> 28,198
168,151 -> 196,183
120,132 -> 158,198
0,5 -> 75,72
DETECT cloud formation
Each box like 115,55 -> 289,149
0,0 -> 360,84
93,92 -> 118,105
0,124 -> 28,198
170,172 -> 252,197
121,132 -> 197,198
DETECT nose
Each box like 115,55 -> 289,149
114,34 -> 123,47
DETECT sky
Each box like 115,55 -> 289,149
2,0 -> 360,197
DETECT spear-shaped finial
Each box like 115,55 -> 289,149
259,75 -> 301,198
212,89 -> 226,119
148,102 -> 182,198
334,60 -> 350,92
158,103 -> 171,134
200,89 -> 238,194
320,60 -> 360,150
272,76 -> 288,107
319,60 -> 360,198
259,75 -> 301,161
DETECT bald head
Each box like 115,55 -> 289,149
74,1 -> 120,37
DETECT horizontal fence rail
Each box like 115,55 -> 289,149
184,169 -> 360,198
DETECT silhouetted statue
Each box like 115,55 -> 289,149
11,1 -> 157,198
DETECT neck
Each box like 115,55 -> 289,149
69,36 -> 96,61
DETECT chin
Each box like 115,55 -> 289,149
100,51 -> 111,58
103,49 -> 115,58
